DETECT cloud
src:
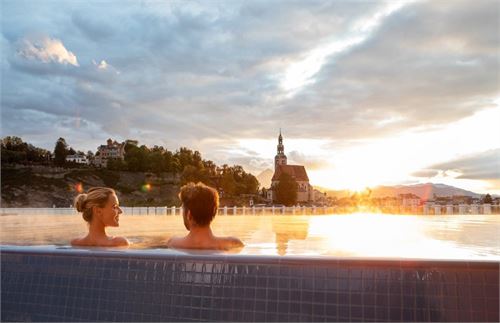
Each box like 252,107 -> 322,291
17,35 -> 79,66
288,150 -> 330,170
72,11 -> 115,42
269,0 -> 499,140
411,169 -> 440,178
1,0 -> 498,184
414,149 -> 500,180
93,59 -> 108,69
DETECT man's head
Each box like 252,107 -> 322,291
178,182 -> 219,229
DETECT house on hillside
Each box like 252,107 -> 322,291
66,154 -> 88,164
94,138 -> 125,167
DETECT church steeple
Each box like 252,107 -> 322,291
275,129 -> 287,169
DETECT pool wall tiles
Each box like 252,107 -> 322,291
1,249 -> 498,322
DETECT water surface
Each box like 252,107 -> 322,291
1,213 -> 499,260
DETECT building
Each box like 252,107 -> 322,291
268,130 -> 314,204
94,138 -> 126,167
398,193 -> 421,207
65,154 -> 88,164
451,195 -> 474,205
313,189 -> 328,205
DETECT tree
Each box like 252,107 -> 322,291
180,165 -> 209,185
86,151 -> 94,164
1,136 -> 50,164
107,158 -> 126,171
124,144 -> 148,171
148,150 -> 165,174
53,137 -> 69,166
242,173 -> 259,194
274,173 -> 298,206
483,194 -> 493,204
220,172 -> 237,196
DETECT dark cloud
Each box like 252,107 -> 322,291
71,12 -> 115,42
425,149 -> 500,180
271,0 -> 499,140
411,169 -> 440,178
1,0 -> 498,175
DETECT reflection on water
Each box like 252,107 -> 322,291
0,213 -> 499,260
272,217 -> 309,256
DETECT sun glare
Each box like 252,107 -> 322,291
304,106 -> 500,192
308,214 -> 474,259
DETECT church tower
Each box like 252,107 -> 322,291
274,129 -> 287,170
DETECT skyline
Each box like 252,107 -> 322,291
1,1 -> 499,194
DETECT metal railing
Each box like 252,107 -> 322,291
1,204 -> 499,216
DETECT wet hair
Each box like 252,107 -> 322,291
179,182 -> 219,226
74,187 -> 116,222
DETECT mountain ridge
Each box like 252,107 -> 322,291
315,183 -> 492,199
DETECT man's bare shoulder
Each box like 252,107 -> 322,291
218,236 -> 244,249
167,236 -> 187,248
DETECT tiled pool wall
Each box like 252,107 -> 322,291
1,247 -> 498,322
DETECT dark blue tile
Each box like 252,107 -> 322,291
325,304 -> 337,317
338,305 -> 349,319
278,289 -> 290,301
387,307 -> 402,322
278,301 -> 289,313
487,310 -> 500,322
268,289 -> 278,300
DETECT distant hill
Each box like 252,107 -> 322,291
370,183 -> 483,199
319,183 -> 485,200
256,168 -> 273,188
1,165 -> 263,208
1,165 -> 181,208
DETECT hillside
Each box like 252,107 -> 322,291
370,183 -> 483,199
1,165 -> 266,208
1,165 -> 181,208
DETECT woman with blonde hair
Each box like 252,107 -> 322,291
72,187 -> 129,247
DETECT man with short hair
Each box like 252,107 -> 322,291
167,182 -> 244,250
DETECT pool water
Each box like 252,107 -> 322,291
1,213 -> 499,260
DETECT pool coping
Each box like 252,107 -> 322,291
2,245 -> 498,270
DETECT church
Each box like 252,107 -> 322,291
267,130 -> 314,203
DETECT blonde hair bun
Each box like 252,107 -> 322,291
74,194 -> 88,212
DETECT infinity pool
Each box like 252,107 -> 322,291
1,213 -> 499,260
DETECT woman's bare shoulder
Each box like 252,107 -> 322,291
71,236 -> 129,247
71,237 -> 89,246
110,236 -> 130,247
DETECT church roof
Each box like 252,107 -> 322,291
272,165 -> 309,182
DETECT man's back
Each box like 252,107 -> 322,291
167,234 -> 243,250
168,182 -> 244,251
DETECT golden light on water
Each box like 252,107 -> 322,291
308,213 -> 475,259
1,213 -> 499,260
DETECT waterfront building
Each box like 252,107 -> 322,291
398,193 -> 421,207
313,189 -> 328,205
